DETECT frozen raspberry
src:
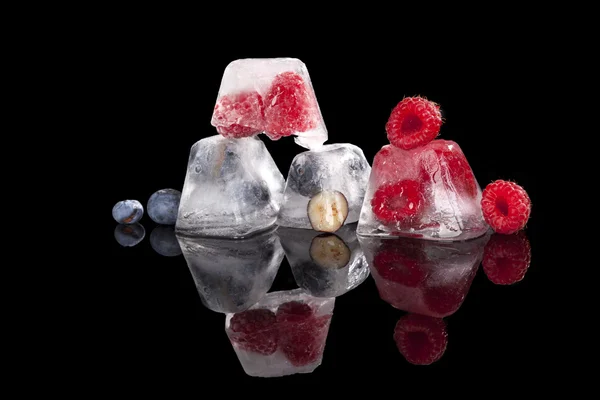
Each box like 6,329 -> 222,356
393,313 -> 448,365
420,141 -> 478,197
229,308 -> 277,355
276,301 -> 313,323
483,232 -> 531,285
372,240 -> 428,287
371,180 -> 426,224
386,97 -> 442,150
264,71 -> 319,137
212,91 -> 265,138
423,285 -> 466,317
481,180 -> 531,234
279,314 -> 330,366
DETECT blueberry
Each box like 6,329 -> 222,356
347,155 -> 367,174
147,189 -> 181,225
288,154 -> 321,197
240,180 -> 271,206
114,223 -> 145,247
150,226 -> 182,256
112,200 -> 143,224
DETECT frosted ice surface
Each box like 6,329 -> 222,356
277,143 -> 371,229
357,139 -> 489,241
225,289 -> 334,377
359,233 -> 489,317
277,224 -> 369,297
177,228 -> 284,313
175,135 -> 285,238
211,58 -> 327,150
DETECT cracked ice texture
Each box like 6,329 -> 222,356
359,234 -> 489,317
277,144 -> 371,229
277,224 -> 369,298
225,289 -> 334,377
177,229 -> 283,313
175,135 -> 284,238
357,140 -> 489,241
211,58 -> 327,150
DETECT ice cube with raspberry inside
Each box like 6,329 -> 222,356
357,139 -> 489,241
210,58 -> 327,150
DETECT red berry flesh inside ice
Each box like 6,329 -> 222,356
229,308 -> 277,355
371,180 -> 426,224
420,141 -> 478,197
276,301 -> 313,323
372,240 -> 428,287
386,97 -> 443,150
483,232 -> 531,285
393,313 -> 448,365
264,71 -> 319,137
481,180 -> 531,234
279,314 -> 330,367
212,91 -> 265,138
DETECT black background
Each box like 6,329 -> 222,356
94,32 -> 556,386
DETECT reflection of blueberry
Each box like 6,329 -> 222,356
295,261 -> 334,295
112,200 -> 143,224
289,154 -> 321,197
114,223 -> 145,247
150,226 -> 182,256
241,180 -> 271,206
147,189 -> 181,225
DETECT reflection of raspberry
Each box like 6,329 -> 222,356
372,240 -> 428,287
371,180 -> 426,224
420,141 -> 478,197
279,314 -> 330,366
483,232 -> 531,285
393,313 -> 448,365
276,301 -> 313,323
423,285 -> 466,317
212,91 -> 265,138
264,71 -> 319,137
481,180 -> 531,234
229,309 -> 277,355
386,97 -> 442,150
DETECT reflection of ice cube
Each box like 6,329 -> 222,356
225,289 -> 334,377
277,144 -> 371,229
211,58 -> 327,150
177,229 -> 284,313
175,135 -> 284,238
357,140 -> 489,241
278,224 -> 369,297
359,233 -> 489,317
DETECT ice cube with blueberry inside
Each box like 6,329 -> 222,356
359,233 -> 488,317
177,228 -> 284,313
211,58 -> 327,150
175,135 -> 285,238
225,289 -> 334,377
357,139 -> 489,241
277,224 -> 369,298
277,143 -> 371,231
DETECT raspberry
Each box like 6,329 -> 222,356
279,314 -> 331,366
393,313 -> 448,365
481,180 -> 531,234
483,232 -> 531,285
386,97 -> 442,150
264,71 -> 319,137
423,284 -> 466,317
229,308 -> 277,355
372,240 -> 428,287
212,91 -> 265,138
420,141 -> 478,197
371,180 -> 426,224
276,301 -> 313,323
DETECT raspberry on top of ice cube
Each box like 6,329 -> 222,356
385,96 -> 443,150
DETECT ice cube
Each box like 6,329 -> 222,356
357,139 -> 489,240
225,288 -> 334,377
211,58 -> 327,150
277,224 -> 369,297
175,135 -> 285,238
359,233 -> 489,317
177,228 -> 284,313
277,143 -> 371,230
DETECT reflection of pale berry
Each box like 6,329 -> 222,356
481,180 -> 531,234
147,189 -> 181,225
112,200 -> 143,224
114,223 -> 145,247
149,226 -> 182,257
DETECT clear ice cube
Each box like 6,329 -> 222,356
359,233 -> 489,317
277,224 -> 369,297
357,139 -> 489,241
277,143 -> 371,229
225,288 -> 334,377
177,229 -> 284,313
211,58 -> 327,150
175,135 -> 285,238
